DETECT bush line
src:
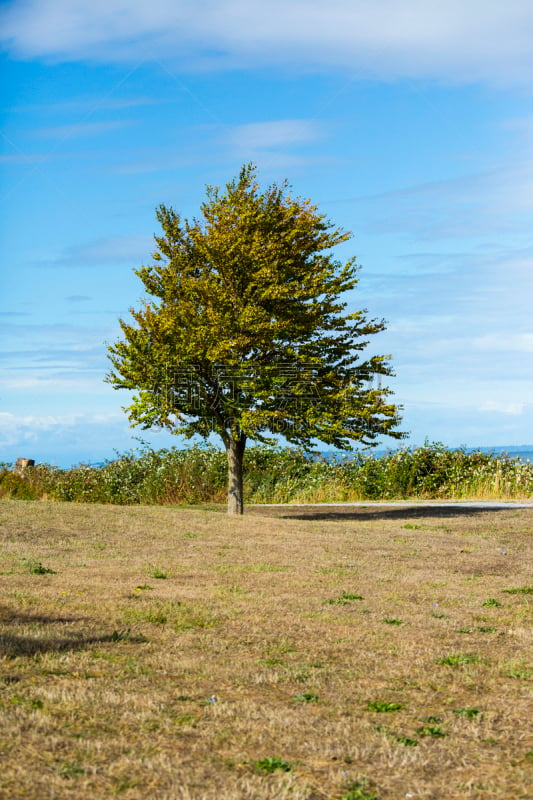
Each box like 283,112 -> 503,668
1,442 -> 532,504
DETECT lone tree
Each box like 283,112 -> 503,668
106,165 -> 403,513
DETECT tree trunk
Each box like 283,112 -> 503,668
226,436 -> 246,515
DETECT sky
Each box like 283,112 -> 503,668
1,0 -> 533,467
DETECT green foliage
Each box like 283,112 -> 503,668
4,442 -> 533,505
293,692 -> 319,703
25,560 -> 56,575
0,469 -> 38,500
340,779 -> 380,800
502,586 -> 533,594
150,568 -> 168,579
416,725 -> 448,738
453,708 -> 481,719
252,757 -> 292,774
437,653 -> 479,667
482,598 -> 502,607
57,761 -> 85,779
326,591 -> 363,605
366,701 -> 404,712
106,165 -> 401,449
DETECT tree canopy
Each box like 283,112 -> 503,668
105,165 -> 404,513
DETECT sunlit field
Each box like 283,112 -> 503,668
0,500 -> 531,799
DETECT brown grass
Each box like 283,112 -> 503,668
0,499 -> 531,800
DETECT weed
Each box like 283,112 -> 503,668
11,695 -> 43,710
403,523 -> 421,530
25,560 -> 56,575
456,628 -> 473,634
482,598 -> 502,607
174,713 -> 196,726
382,618 -> 404,625
326,591 -> 363,605
112,777 -> 138,793
366,701 -> 404,712
150,568 -> 167,579
416,725 -> 447,738
135,584 -> 153,591
111,629 -> 131,642
57,761 -> 85,779
504,666 -> 532,680
341,779 -> 380,800
259,657 -> 284,667
293,692 -> 319,703
502,586 -> 533,594
252,757 -> 292,774
249,563 -> 287,573
477,626 -> 496,633
453,708 -> 481,719
396,736 -> 418,746
437,653 -> 479,667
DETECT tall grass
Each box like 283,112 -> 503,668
1,443 -> 532,504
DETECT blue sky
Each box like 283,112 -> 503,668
1,0 -> 533,467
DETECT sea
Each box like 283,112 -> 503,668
315,446 -> 533,464
83,445 -> 533,469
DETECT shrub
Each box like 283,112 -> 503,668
2,443 -> 531,505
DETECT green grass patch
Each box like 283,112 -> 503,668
341,779 -> 380,800
252,757 -> 292,774
25,560 -> 56,575
453,708 -> 481,719
437,653 -> 479,667
366,701 -> 404,712
482,598 -> 502,607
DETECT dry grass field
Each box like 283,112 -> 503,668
0,499 -> 531,800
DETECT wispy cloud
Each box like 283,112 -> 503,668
479,400 -> 526,416
9,96 -> 168,114
34,119 -> 133,139
34,234 -> 152,268
472,333 -> 533,353
0,152 -> 51,165
227,119 -> 325,151
2,1 -> 533,86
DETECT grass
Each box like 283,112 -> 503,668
0,499 -> 531,799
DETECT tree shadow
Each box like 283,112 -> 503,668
0,605 -> 84,625
248,504 -> 523,522
0,631 -> 148,658
0,605 -> 147,657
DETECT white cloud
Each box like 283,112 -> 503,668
479,401 -> 525,415
472,333 -> 533,353
227,120 -> 324,152
2,1 -> 533,86
0,411 -> 123,447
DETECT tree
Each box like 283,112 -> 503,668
105,165 -> 404,514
